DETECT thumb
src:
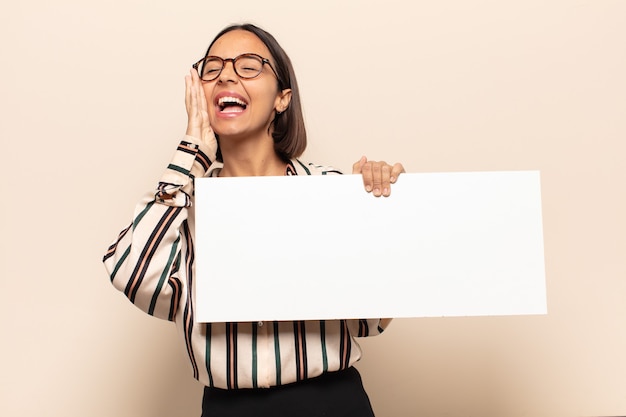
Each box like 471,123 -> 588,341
352,155 -> 367,174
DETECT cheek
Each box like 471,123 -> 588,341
254,85 -> 282,111
202,84 -> 214,110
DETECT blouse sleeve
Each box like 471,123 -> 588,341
102,136 -> 213,321
347,318 -> 391,337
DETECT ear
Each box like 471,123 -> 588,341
275,88 -> 292,113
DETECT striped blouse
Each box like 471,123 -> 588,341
103,136 -> 389,389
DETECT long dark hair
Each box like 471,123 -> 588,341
205,23 -> 307,162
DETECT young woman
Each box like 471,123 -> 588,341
103,23 -> 404,417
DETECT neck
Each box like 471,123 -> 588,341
219,134 -> 286,177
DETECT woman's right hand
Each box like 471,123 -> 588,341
185,68 -> 217,157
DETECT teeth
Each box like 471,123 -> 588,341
218,96 -> 247,107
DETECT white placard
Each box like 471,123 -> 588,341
195,171 -> 546,322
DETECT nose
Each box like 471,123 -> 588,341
217,59 -> 238,83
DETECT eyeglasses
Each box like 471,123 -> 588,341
192,53 -> 279,82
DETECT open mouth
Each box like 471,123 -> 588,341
217,96 -> 248,113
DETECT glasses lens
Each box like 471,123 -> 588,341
200,57 -> 224,81
235,55 -> 264,79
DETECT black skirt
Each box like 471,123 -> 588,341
201,366 -> 376,417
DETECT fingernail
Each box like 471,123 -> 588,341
365,185 -> 372,192
383,187 -> 389,196
374,188 -> 380,196
390,176 -> 396,183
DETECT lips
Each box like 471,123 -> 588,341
214,92 -> 248,114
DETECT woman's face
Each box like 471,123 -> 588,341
203,30 -> 291,141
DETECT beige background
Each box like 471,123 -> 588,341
1,1 -> 624,416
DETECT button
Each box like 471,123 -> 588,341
258,321 -> 264,327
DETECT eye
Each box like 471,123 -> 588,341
236,57 -> 263,76
202,58 -> 223,78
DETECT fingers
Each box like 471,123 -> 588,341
361,159 -> 388,197
353,157 -> 405,198
195,70 -> 209,116
185,69 -> 217,156
352,155 -> 367,174
375,162 -> 390,197
185,70 -> 197,117
353,156 -> 374,192
184,73 -> 192,112
390,163 -> 405,183
185,69 -> 206,138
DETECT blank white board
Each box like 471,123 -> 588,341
195,171 -> 546,322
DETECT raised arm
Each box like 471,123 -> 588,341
102,69 -> 217,320
102,138 -> 214,320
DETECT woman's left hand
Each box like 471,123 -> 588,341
352,156 -> 405,197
